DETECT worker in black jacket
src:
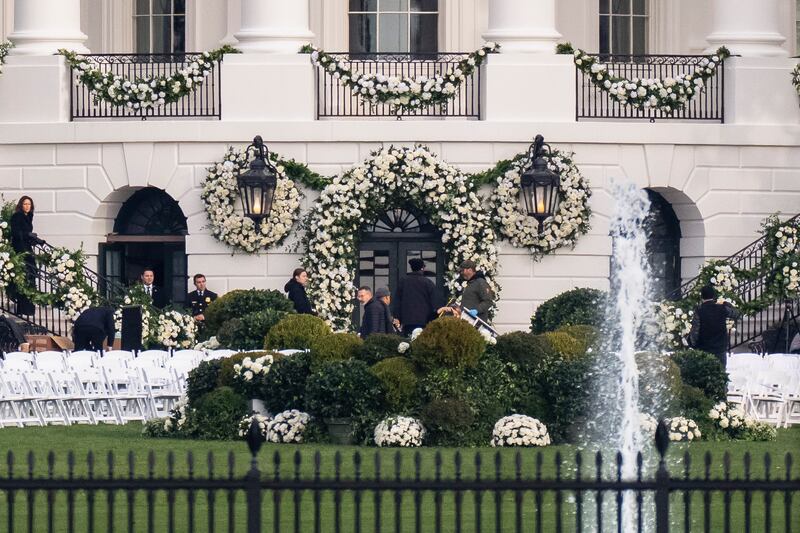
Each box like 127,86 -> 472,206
358,287 -> 395,338
284,268 -> 314,315
688,285 -> 740,366
393,258 -> 437,336
72,306 -> 116,352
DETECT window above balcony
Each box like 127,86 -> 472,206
135,0 -> 186,54
599,0 -> 649,56
348,0 -> 438,55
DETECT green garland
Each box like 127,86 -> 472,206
267,152 -> 330,191
59,45 -> 238,111
792,64 -> 800,98
0,40 -> 13,74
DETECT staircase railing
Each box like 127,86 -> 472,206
0,242 -> 127,337
669,213 -> 800,350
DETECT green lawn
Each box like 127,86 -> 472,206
0,425 -> 797,532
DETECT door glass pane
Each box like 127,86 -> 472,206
599,15 -> 610,55
633,0 -> 646,14
136,17 -> 150,53
350,0 -> 377,11
611,0 -> 630,14
359,249 -> 391,294
405,249 -> 438,283
632,16 -> 647,55
599,0 -> 609,14
379,13 -> 408,52
381,0 -> 408,11
173,15 -> 186,53
411,0 -> 437,11
152,16 -> 171,53
153,0 -> 171,15
349,13 -> 377,54
136,0 -> 150,15
611,15 -> 631,54
411,14 -> 437,54
174,0 -> 185,14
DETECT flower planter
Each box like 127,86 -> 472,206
249,399 -> 267,416
323,417 -> 353,445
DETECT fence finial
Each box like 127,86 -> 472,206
655,419 -> 670,459
246,418 -> 264,457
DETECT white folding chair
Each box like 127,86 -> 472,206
1,352 -> 36,371
138,367 -> 183,418
23,370 -> 70,425
102,367 -> 149,423
173,349 -> 205,360
77,370 -> 121,424
276,349 -> 305,356
66,351 -> 97,373
100,350 -> 135,366
48,371 -> 96,425
204,349 -> 237,360
0,372 -> 44,427
34,351 -> 67,372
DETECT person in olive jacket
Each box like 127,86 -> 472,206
393,258 -> 437,336
8,196 -> 44,316
284,268 -> 314,315
439,260 -> 495,322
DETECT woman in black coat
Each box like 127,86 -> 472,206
8,196 -> 42,316
284,267 -> 314,315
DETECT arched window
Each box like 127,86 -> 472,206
646,190 -> 681,299
114,187 -> 188,236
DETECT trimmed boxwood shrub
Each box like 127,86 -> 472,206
635,351 -> 682,417
185,359 -> 222,404
265,314 -> 331,350
494,331 -> 555,369
419,397 -> 475,447
259,352 -> 313,413
410,317 -> 485,371
542,331 -> 587,359
204,289 -> 294,336
370,357 -> 418,411
556,324 -> 600,351
216,309 -> 289,350
358,333 -> 403,365
531,288 -> 607,333
184,387 -> 248,440
304,360 -> 384,419
678,383 -> 714,424
672,349 -> 728,402
309,332 -> 363,364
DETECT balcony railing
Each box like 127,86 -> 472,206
314,53 -> 481,119
69,53 -> 223,121
576,54 -> 725,122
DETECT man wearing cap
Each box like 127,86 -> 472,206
439,260 -> 495,322
688,285 -> 740,366
359,286 -> 395,338
393,258 -> 438,336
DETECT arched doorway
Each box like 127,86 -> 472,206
356,206 -> 445,321
99,187 -> 188,308
645,190 -> 682,299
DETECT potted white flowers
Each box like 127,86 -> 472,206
666,416 -> 702,442
266,410 -> 311,444
374,416 -> 425,447
491,414 -> 551,447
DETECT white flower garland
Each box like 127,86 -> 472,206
302,43 -> 499,114
302,145 -> 499,330
156,309 -> 197,349
657,301 -> 693,349
489,150 -> 591,255
63,286 -> 93,321
267,409 -> 311,443
0,41 -> 13,75
0,246 -> 20,290
782,262 -> 799,295
666,416 -> 701,442
374,416 -> 425,447
59,46 -> 235,110
707,263 -> 739,294
202,146 -> 302,254
491,414 -> 551,447
775,225 -> 798,257
567,45 -> 730,113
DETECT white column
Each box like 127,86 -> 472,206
8,0 -> 88,55
234,0 -> 314,53
482,0 -> 561,54
221,0 -> 241,45
705,0 -> 787,57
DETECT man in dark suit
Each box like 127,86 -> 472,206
72,306 -> 116,352
689,285 -> 740,366
140,268 -> 166,309
359,286 -> 395,338
393,258 -> 438,336
186,273 -> 218,325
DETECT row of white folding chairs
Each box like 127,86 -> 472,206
727,355 -> 800,428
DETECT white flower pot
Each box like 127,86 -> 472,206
249,399 -> 267,415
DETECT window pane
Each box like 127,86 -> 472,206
174,0 -> 185,14
411,0 -> 437,11
599,15 -> 610,54
611,15 -> 631,54
411,14 -> 437,54
632,16 -> 647,55
173,15 -> 185,53
349,13 -> 377,54
599,0 -> 609,14
633,0 -> 646,15
380,0 -> 408,11
153,0 -> 171,15
611,0 -> 630,14
136,0 -> 150,15
379,13 -> 408,51
350,0 -> 377,11
152,16 -> 171,54
136,16 -> 150,53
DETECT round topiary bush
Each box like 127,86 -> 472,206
556,324 -> 600,351
635,351 -> 682,417
185,359 -> 222,404
419,397 -> 475,446
259,352 -> 314,413
410,317 -> 485,370
358,333 -> 404,365
304,360 -> 384,419
678,383 -> 714,424
309,332 -> 363,364
542,331 -> 587,359
494,331 -> 555,369
185,387 -> 248,440
264,314 -> 332,350
370,357 -> 418,411
204,289 -> 294,336
672,349 -> 728,402
531,288 -> 607,334
216,309 -> 289,350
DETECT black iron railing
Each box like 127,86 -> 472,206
0,426 -> 797,533
69,53 -> 223,121
315,53 -> 481,119
576,54 -> 725,122
670,213 -> 800,349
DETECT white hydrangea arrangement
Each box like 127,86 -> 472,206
232,353 -> 275,397
774,225 -> 798,257
63,286 -> 93,321
44,249 -> 80,284
302,145 -> 499,330
163,396 -> 190,433
59,46 -> 235,110
708,401 -> 746,432
267,409 -> 311,444
156,309 -> 197,349
397,341 -> 410,354
707,263 -> 739,294
657,301 -> 693,348
201,145 -> 302,253
639,413 -> 658,437
238,413 -> 271,439
490,414 -> 551,447
0,248 -> 20,290
666,416 -> 702,442
489,149 -> 591,256
302,43 -> 499,115
373,416 -> 425,447
742,417 -> 777,442
781,262 -> 799,294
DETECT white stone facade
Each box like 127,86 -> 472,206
0,0 -> 798,332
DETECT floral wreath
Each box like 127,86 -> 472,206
300,43 -> 499,115
559,43 -> 730,113
202,146 -> 303,254
487,149 -> 591,256
0,41 -> 13,75
792,64 -> 800,99
59,45 -> 237,111
301,145 -> 499,331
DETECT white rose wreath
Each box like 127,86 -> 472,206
488,149 -> 592,256
202,146 -> 302,254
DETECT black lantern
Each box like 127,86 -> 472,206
237,135 -> 278,224
520,134 -> 561,232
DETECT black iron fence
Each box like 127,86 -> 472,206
576,54 -> 725,122
0,424 -> 797,533
69,53 -> 223,121
315,53 -> 481,119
